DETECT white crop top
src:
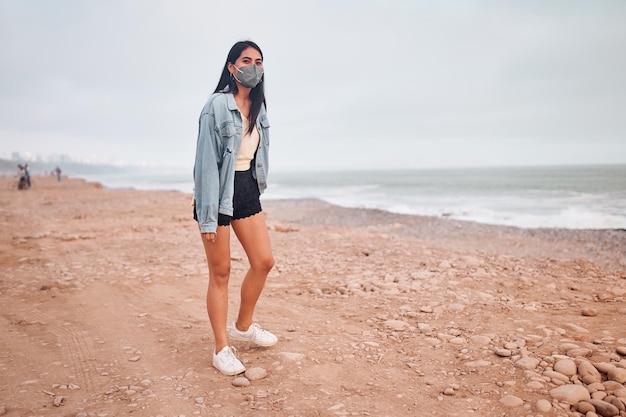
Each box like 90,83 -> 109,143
235,116 -> 260,171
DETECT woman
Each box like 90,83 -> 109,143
193,40 -> 276,376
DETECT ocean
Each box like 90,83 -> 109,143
80,165 -> 626,230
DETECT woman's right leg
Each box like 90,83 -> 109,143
201,225 -> 231,353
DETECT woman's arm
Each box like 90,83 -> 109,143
193,106 -> 222,235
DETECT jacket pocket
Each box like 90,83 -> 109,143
219,121 -> 236,156
259,116 -> 270,146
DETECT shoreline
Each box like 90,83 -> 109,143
9,174 -> 626,273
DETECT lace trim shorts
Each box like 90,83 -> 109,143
194,167 -> 262,227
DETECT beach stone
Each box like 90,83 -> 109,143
495,348 -> 512,357
464,360 -> 491,368
595,362 -> 616,374
607,367 -> 626,383
544,370 -> 570,382
587,399 -> 619,417
527,381 -> 545,390
244,367 -> 268,381
578,401 -> 596,413
232,377 -> 250,387
515,356 -> 540,370
384,319 -> 410,331
602,381 -> 623,392
554,358 -> 577,376
275,352 -> 305,362
536,399 -> 552,412
582,308 -> 598,316
560,343 -> 581,353
616,346 -> 626,356
470,335 -> 491,345
568,348 -> 593,358
579,361 -> 603,384
550,384 -> 591,403
610,398 -> 626,412
593,391 -> 608,401
499,395 -> 523,407
587,382 -> 606,393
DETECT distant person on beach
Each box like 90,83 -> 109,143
17,164 -> 29,189
24,164 -> 31,188
55,166 -> 62,181
193,40 -> 275,376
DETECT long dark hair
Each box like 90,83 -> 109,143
214,40 -> 266,135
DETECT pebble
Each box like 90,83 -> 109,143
536,399 -> 552,412
419,306 -> 433,313
244,367 -> 268,381
577,401 -> 596,413
470,335 -> 491,345
499,395 -> 523,407
544,370 -> 570,382
568,348 -> 593,358
554,358 -> 577,376
231,377 -> 250,387
582,308 -> 598,316
53,396 -> 63,407
383,319 -> 410,331
0,407 -> 6,416
275,352 -> 305,362
549,384 -> 591,403
579,361 -> 603,384
128,356 -> 141,362
587,399 -> 619,417
515,357 -> 540,370
607,367 -> 626,384
494,348 -> 512,357
464,360 -> 491,368
616,346 -> 626,356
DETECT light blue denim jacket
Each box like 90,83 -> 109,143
193,89 -> 270,233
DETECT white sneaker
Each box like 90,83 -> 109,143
212,346 -> 245,376
229,322 -> 278,347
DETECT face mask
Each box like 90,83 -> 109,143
233,64 -> 264,88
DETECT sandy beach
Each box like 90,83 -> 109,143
1,175 -> 625,417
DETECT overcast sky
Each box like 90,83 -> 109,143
1,0 -> 625,171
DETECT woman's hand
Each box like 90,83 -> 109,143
203,232 -> 217,243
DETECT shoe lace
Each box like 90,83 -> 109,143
221,346 -> 239,363
250,323 -> 267,337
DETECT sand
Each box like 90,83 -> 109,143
1,175 -> 625,417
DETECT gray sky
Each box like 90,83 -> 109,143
1,0 -> 625,171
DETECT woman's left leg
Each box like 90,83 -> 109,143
231,212 -> 274,330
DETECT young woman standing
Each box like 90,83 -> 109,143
193,40 -> 276,375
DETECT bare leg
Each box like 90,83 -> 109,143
231,212 -> 274,331
201,225 -> 231,353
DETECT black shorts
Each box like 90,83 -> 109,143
194,168 -> 262,227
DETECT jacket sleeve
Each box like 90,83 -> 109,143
193,108 -> 222,233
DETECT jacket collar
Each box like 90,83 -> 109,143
219,86 -> 240,112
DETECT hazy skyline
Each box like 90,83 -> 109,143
1,0 -> 625,171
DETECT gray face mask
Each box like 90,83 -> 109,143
233,64 -> 264,88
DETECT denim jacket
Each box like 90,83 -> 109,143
193,89 -> 270,233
